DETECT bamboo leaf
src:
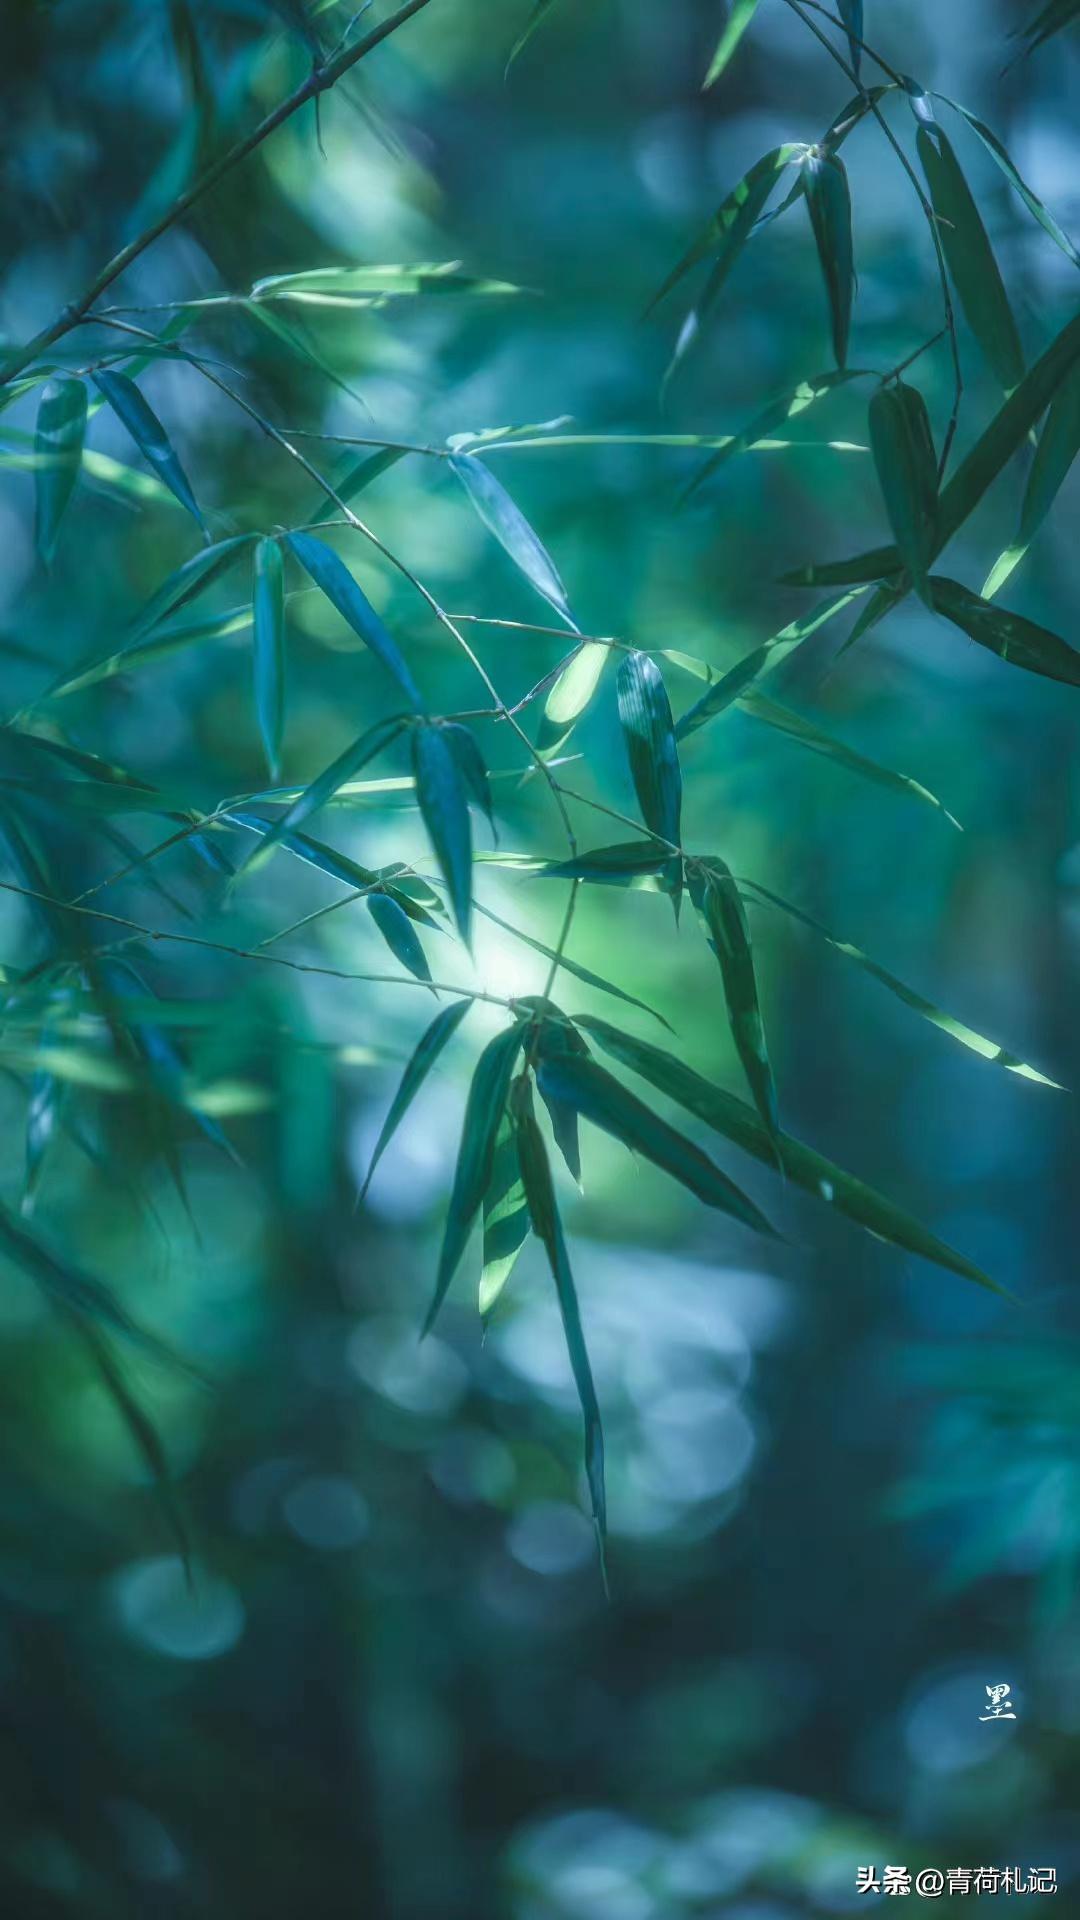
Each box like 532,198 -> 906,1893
512,1075 -> 606,1541
804,151 -> 855,370
253,536 -> 286,780
506,0 -> 564,70
75,1317 -> 191,1574
537,641 -> 609,755
743,881 -> 1059,1085
983,359 -> 1080,597
474,902 -> 672,1027
837,0 -> 863,74
426,1022 -> 528,1331
689,859 -> 779,1141
540,839 -> 668,884
535,1050 -> 777,1236
739,690 -> 961,826
938,96 -> 1080,270
534,1017 -> 588,1184
91,370 -> 204,530
868,381 -> 938,592
286,531 -> 423,708
917,122 -> 1024,391
34,378 -> 87,562
367,892 -> 433,984
450,454 -> 575,626
616,651 -> 682,909
703,0 -> 760,87
675,588 -> 868,738
1015,0 -> 1080,57
441,722 -> 497,839
928,575 -> 1080,687
250,263 -> 523,303
573,1018 -> 1003,1292
480,1115 -> 529,1315
361,999 -> 472,1201
0,1200 -> 184,1362
232,715 -> 406,876
412,722 -> 473,944
683,370 -> 862,500
647,144 -> 805,317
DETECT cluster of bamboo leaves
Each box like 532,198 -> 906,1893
4,0 -> 1080,1566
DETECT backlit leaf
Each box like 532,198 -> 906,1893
928,575 -> 1080,686
983,359 -> 1080,597
647,145 -> 804,317
675,588 -> 868,738
703,0 -> 760,87
426,1022 -> 528,1331
537,641 -> 609,755
250,263 -> 522,303
739,690 -> 961,827
480,1115 -> 529,1315
367,892 -> 433,984
683,369 -> 862,499
451,454 -> 575,626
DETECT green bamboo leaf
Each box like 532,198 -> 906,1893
675,587 -> 869,739
0,1199 -> 184,1361
412,722 -> 473,944
983,359 -> 1080,597
937,96 -> 1080,270
683,370 -> 862,500
541,839 -> 668,884
689,860 -> 779,1141
779,545 -> 901,589
537,641 -> 609,755
286,531 -> 423,709
361,998 -> 472,1201
450,454 -> 575,626
441,722 -> 496,839
742,879 -> 1060,1086
253,537 -> 286,780
534,1016 -> 589,1184
535,1050 -> 777,1236
24,1058 -> 61,1213
617,651 -> 682,908
703,0 -> 760,87
474,902 -> 672,1028
511,1075 -> 606,1542
838,0 -> 863,73
506,0 -> 563,70
573,1018 -> 1002,1293
928,575 -> 1080,687
232,715 -> 406,877
426,1022 -> 529,1332
917,122 -> 1024,391
647,144 -> 805,317
1015,0 -> 1080,56
804,151 -> 855,369
250,263 -> 523,303
34,378 -> 87,562
366,892 -> 433,984
739,690 -> 961,827
91,370 -> 204,530
868,381 -> 938,592
480,1115 -> 529,1315
75,1317 -> 191,1574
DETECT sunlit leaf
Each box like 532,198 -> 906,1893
91,370 -> 205,530
683,370 -> 862,500
512,1074 -> 605,1542
573,1018 -> 1002,1292
647,144 -> 805,318
917,122 -> 1024,390
451,453 -> 575,626
983,359 -> 1080,597
537,641 -> 609,755
739,690 -> 961,826
250,263 -> 523,303
804,151 -> 855,369
535,1049 -> 776,1235
253,536 -> 286,780
675,588 -> 868,738
412,722 -> 473,944
426,1021 -> 528,1331
479,1115 -> 529,1316
366,891 -> 433,984
232,715 -> 406,876
34,378 -> 87,563
361,998 -> 472,1201
703,0 -> 760,87
286,531 -> 423,708
928,575 -> 1080,686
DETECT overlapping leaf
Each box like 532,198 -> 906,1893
286,531 -> 422,708
689,859 -> 779,1142
804,152 -> 855,369
412,722 -> 473,944
917,121 -> 1024,390
426,1022 -> 528,1331
868,381 -> 938,594
360,998 -> 471,1201
451,453 -> 575,626
984,360 -> 1080,597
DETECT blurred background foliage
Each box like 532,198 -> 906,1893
1,0 -> 1080,1914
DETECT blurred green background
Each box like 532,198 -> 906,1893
1,0 -> 1079,1913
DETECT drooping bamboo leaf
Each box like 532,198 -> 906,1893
572,1018 -> 1001,1293
1014,0 -> 1080,57
689,859 -> 779,1142
739,690 -> 961,826
511,1075 -> 605,1541
480,1115 -> 529,1315
450,454 -> 575,626
703,0 -> 761,87
441,722 -> 496,840
412,722 -> 473,944
366,892 -> 433,985
534,1050 -> 776,1236
250,263 -> 522,303
232,715 -> 406,876
646,144 -> 805,317
426,1022 -> 529,1332
252,537 -> 286,780
34,378 -> 87,563
91,370 -> 205,530
0,1200 -> 184,1362
804,151 -> 855,370
533,1016 -> 589,1184
868,381 -> 938,593
537,641 -> 610,755
917,122 -> 1024,391
616,651 -> 682,909
361,998 -> 472,1201
928,575 -> 1080,687
540,839 -> 668,884
983,359 -> 1080,597
474,902 -> 672,1027
675,587 -> 869,739
938,96 -> 1080,270
742,881 -> 1059,1085
286,531 -> 422,707
683,370 -> 862,499
837,0 -> 863,74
